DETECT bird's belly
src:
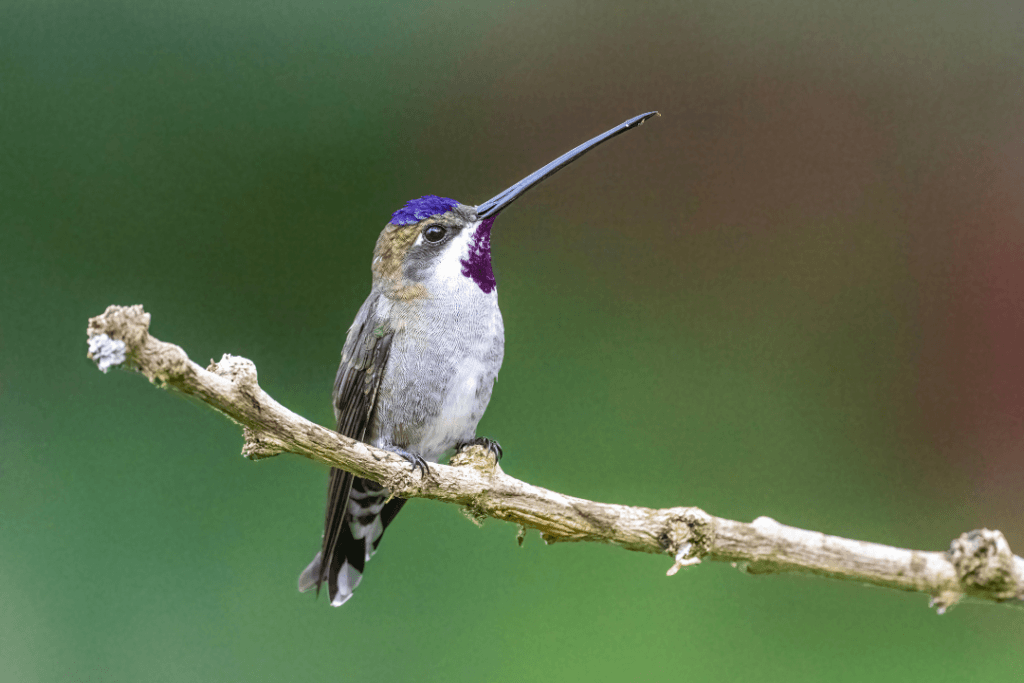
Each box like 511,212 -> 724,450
372,311 -> 503,460
412,355 -> 492,458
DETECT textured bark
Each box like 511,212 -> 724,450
87,304 -> 1024,612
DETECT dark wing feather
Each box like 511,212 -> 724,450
313,298 -> 393,602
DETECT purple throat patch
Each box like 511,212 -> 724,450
461,217 -> 497,293
390,195 -> 459,225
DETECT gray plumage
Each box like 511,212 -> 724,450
300,202 -> 504,606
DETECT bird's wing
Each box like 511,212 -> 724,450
303,293 -> 393,604
331,294 -> 393,441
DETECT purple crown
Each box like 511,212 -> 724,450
390,195 -> 459,225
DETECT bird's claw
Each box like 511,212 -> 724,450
400,452 -> 429,479
457,437 -> 503,463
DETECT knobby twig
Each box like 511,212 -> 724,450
86,304 -> 1024,612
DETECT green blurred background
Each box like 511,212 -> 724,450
2,1 -> 1023,680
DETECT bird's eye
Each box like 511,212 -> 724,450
423,225 -> 447,243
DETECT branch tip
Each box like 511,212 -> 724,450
86,304 -> 152,373
87,333 -> 127,373
948,529 -> 1024,601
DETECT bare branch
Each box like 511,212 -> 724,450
87,304 -> 1024,612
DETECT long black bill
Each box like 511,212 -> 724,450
475,111 -> 658,219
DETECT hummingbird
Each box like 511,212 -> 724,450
299,111 -> 658,606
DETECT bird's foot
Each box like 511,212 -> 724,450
457,437 -> 503,463
393,447 -> 430,479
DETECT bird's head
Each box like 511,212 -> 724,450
372,197 -> 490,300
371,112 -> 658,300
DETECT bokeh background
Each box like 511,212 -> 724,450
3,1 -> 1023,681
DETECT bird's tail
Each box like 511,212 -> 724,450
299,469 -> 407,606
